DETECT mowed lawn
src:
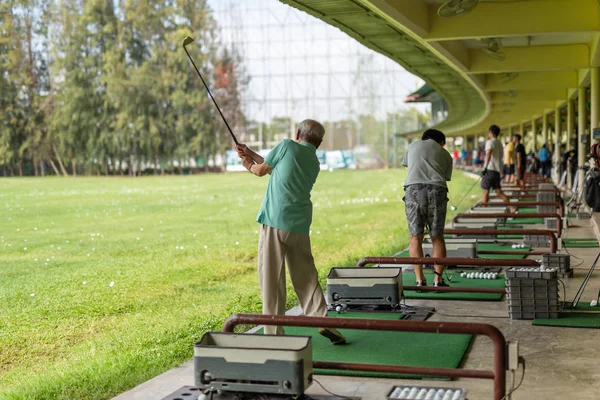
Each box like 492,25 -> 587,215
0,169 -> 478,399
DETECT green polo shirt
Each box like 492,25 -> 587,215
256,139 -> 319,235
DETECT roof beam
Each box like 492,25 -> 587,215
469,45 -> 589,74
426,0 -> 599,41
489,102 -> 558,114
368,0 -> 429,37
491,91 -> 568,103
485,71 -> 579,92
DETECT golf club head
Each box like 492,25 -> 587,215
183,36 -> 194,47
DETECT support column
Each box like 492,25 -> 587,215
531,118 -> 537,152
542,113 -> 548,146
592,67 -> 600,138
567,100 -> 574,189
578,87 -> 587,190
519,122 -> 524,135
554,107 -> 561,164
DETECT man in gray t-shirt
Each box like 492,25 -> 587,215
402,129 -> 453,288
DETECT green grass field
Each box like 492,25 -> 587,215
0,169 -> 478,399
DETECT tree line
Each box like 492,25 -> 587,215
0,0 -> 246,176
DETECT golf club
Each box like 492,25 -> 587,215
449,175 -> 482,211
182,36 -> 239,146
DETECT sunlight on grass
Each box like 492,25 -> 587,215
0,169 -> 478,399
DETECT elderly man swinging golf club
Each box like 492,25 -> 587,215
236,119 -> 346,344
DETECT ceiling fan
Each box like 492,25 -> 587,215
481,38 -> 505,61
437,0 -> 479,18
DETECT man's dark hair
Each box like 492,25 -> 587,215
514,134 -> 522,142
422,129 -> 446,145
489,125 -> 500,137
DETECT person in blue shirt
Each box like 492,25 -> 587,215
538,144 -> 551,178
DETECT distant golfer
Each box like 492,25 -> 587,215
481,125 -> 517,212
236,119 -> 345,344
513,134 -> 527,187
503,135 -> 515,184
402,129 -> 452,288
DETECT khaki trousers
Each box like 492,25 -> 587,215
258,224 -> 328,335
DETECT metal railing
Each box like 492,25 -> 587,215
222,314 -> 508,400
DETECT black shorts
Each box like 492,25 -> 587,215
481,170 -> 502,190
503,164 -> 515,175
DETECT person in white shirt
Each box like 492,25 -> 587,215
481,125 -> 516,213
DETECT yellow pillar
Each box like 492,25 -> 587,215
567,100 -> 574,189
519,122 -> 524,136
542,113 -> 548,146
554,107 -> 561,163
578,86 -> 587,190
592,67 -> 600,137
531,118 -> 537,152
567,100 -> 574,143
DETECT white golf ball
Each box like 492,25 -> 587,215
335,305 -> 342,313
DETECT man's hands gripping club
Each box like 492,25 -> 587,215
236,144 -> 272,177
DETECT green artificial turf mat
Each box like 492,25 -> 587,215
397,243 -> 530,259
476,243 -> 530,259
506,218 -> 545,225
562,238 -> 599,248
403,272 -> 505,301
516,208 -> 537,213
481,254 -> 526,259
497,226 -> 524,239
259,311 -> 473,379
562,302 -> 600,312
477,243 -> 531,252
532,313 -> 600,328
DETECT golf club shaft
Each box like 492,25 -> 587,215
451,175 -> 482,210
571,251 -> 600,306
183,46 -> 239,146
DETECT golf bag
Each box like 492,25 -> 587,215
584,169 -> 600,212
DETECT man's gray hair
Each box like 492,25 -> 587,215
298,119 -> 325,144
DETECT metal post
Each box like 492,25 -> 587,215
578,86 -> 587,190
592,67 -> 600,142
542,113 -> 548,146
554,107 -> 561,182
531,118 -> 537,152
567,100 -> 574,189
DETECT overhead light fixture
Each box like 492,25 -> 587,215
438,0 -> 479,18
481,38 -> 505,61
